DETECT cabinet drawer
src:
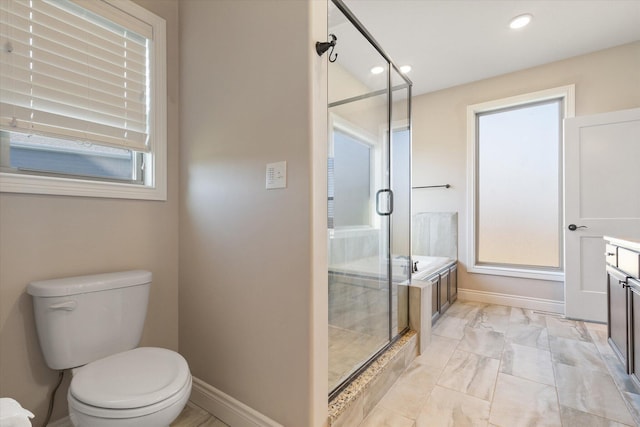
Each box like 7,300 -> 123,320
619,248 -> 640,279
606,244 -> 618,266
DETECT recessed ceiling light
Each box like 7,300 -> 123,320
509,13 -> 533,29
400,65 -> 412,73
370,66 -> 385,75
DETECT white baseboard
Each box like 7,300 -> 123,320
458,288 -> 565,314
190,377 -> 283,427
45,377 -> 281,427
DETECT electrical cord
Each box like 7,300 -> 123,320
42,370 -> 64,427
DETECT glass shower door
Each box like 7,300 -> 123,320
327,0 -> 412,397
328,0 -> 411,396
390,66 -> 412,335
327,0 -> 392,394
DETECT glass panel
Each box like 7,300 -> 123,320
0,131 -> 140,182
332,130 -> 371,227
477,99 -> 562,268
327,0 -> 390,394
390,66 -> 411,334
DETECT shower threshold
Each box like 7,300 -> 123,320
328,330 -> 417,426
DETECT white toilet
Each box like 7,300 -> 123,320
27,270 -> 191,427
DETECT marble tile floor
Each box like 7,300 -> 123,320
172,402 -> 229,427
172,300 -> 640,427
357,301 -> 640,427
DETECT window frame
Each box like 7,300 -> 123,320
0,0 -> 167,200
466,85 -> 575,282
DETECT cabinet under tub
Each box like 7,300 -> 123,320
411,256 -> 457,325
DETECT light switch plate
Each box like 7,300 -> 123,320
266,161 -> 287,189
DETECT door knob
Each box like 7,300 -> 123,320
568,224 -> 587,231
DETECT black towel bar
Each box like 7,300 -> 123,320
412,184 -> 451,189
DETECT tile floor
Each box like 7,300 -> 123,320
329,324 -> 387,391
172,403 -> 229,427
173,300 -> 640,427
357,301 -> 640,427
328,278 -> 395,391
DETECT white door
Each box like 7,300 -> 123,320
565,107 -> 640,322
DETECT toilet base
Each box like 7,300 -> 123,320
68,376 -> 191,427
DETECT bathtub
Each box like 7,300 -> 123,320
329,255 -> 414,289
411,255 -> 455,281
329,254 -> 455,288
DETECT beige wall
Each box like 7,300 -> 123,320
412,42 -> 640,302
179,1 -> 328,426
0,0 -> 180,422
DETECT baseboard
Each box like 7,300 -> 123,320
44,377 -> 282,427
458,288 -> 565,314
190,377 -> 283,427
47,417 -> 72,427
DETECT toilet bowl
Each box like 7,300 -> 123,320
67,348 -> 191,427
27,271 -> 192,427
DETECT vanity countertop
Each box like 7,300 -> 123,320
604,236 -> 640,252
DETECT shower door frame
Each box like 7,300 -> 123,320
328,0 -> 413,400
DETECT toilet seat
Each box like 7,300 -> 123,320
69,347 -> 191,418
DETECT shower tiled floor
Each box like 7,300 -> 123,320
328,279 -> 393,391
329,324 -> 387,390
173,300 -> 640,426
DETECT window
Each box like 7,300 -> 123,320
328,115 -> 380,231
0,0 -> 166,199
331,129 -> 372,227
467,85 -> 574,281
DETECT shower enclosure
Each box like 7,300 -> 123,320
327,0 -> 412,397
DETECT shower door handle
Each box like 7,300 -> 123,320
375,189 -> 394,216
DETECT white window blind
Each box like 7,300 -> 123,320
0,0 -> 152,152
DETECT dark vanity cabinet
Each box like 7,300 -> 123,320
430,262 -> 458,325
631,280 -> 640,386
607,264 -> 629,371
605,237 -> 640,386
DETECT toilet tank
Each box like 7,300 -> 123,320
27,270 -> 151,370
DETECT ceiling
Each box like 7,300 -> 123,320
335,0 -> 640,96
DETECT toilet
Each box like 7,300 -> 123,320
27,270 -> 191,427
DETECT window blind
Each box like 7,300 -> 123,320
0,0 -> 152,152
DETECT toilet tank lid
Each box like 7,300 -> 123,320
27,270 -> 152,297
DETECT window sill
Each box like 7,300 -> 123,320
468,264 -> 564,282
0,172 -> 166,201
